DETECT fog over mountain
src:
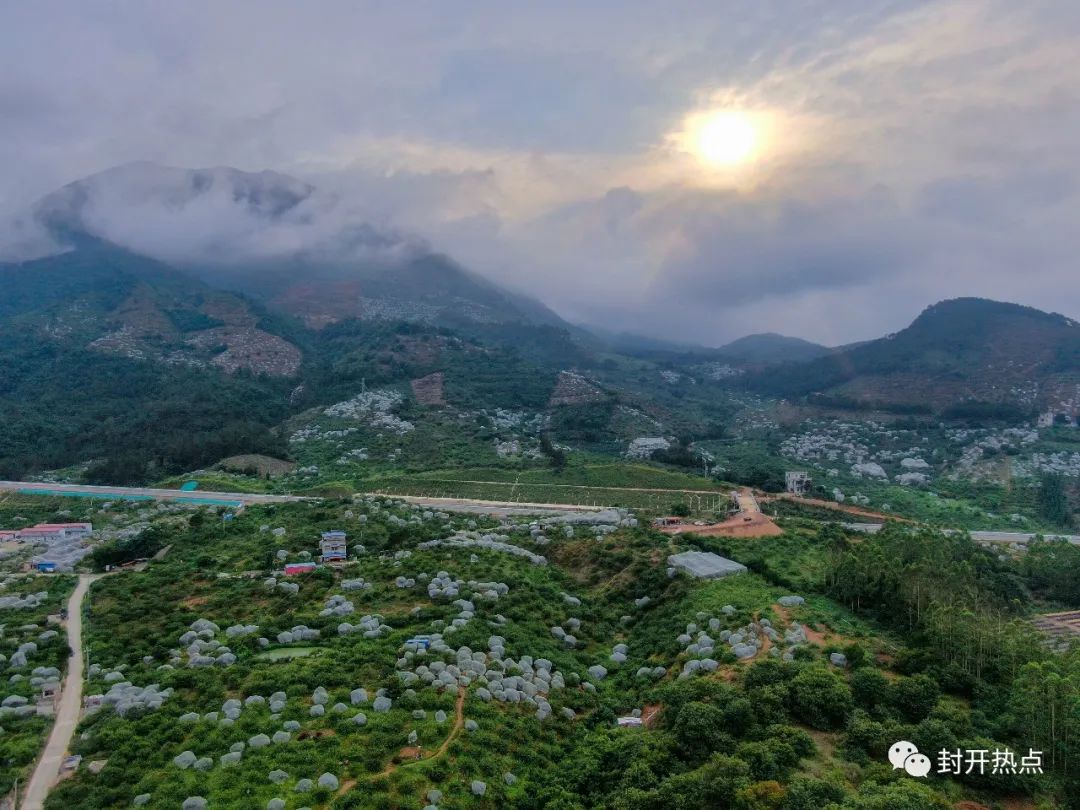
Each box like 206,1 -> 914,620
2,2 -> 1080,344
20,162 -> 424,268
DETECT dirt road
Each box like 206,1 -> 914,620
760,493 -> 914,523
658,488 -> 783,538
22,574 -> 100,810
383,479 -> 727,495
383,494 -> 609,516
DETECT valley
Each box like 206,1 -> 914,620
1,165 -> 1080,810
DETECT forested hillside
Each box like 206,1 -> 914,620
743,298 -> 1080,412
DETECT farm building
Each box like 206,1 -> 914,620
667,551 -> 748,579
12,522 -> 96,571
18,522 -> 94,542
784,471 -> 812,495
284,562 -> 317,575
319,531 -> 347,565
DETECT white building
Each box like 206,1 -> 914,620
785,471 -> 812,496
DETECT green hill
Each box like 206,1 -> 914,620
716,332 -> 832,364
745,298 -> 1080,415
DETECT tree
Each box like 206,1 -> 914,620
889,674 -> 941,723
674,702 -> 736,760
851,669 -> 890,713
788,668 -> 853,730
911,718 -> 959,761
735,739 -> 798,782
1037,473 -> 1071,527
780,777 -> 845,810
699,754 -> 752,807
735,780 -> 786,810
843,780 -> 952,810
744,659 -> 797,691
1023,537 -> 1080,603
656,770 -> 707,810
539,433 -> 567,473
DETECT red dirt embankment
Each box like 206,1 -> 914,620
659,514 -> 783,538
760,493 -> 914,523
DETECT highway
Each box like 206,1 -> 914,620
0,481 -> 603,517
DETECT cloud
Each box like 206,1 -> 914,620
649,189 -> 921,305
1,1 -> 1080,344
25,162 -> 424,267
0,215 -> 64,263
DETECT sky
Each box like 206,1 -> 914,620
1,0 -> 1079,346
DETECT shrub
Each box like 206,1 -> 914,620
788,668 -> 853,730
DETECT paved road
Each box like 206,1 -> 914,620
842,522 -> 1080,546
0,480 -> 306,507
0,480 -> 611,516
969,529 -> 1080,545
22,574 -> 100,810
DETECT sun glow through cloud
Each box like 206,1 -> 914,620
695,110 -> 758,165
670,108 -> 771,173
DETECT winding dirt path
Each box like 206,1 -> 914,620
340,686 -> 467,796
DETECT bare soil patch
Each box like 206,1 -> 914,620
411,372 -> 447,406
641,704 -> 663,727
659,512 -> 783,538
1031,610 -> 1080,640
218,454 -> 296,477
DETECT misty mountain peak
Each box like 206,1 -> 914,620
34,161 -> 316,233
16,162 -> 421,267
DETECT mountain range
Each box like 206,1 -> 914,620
20,162 -> 570,334
2,162 -> 1078,483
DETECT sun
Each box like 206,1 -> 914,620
692,110 -> 759,166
